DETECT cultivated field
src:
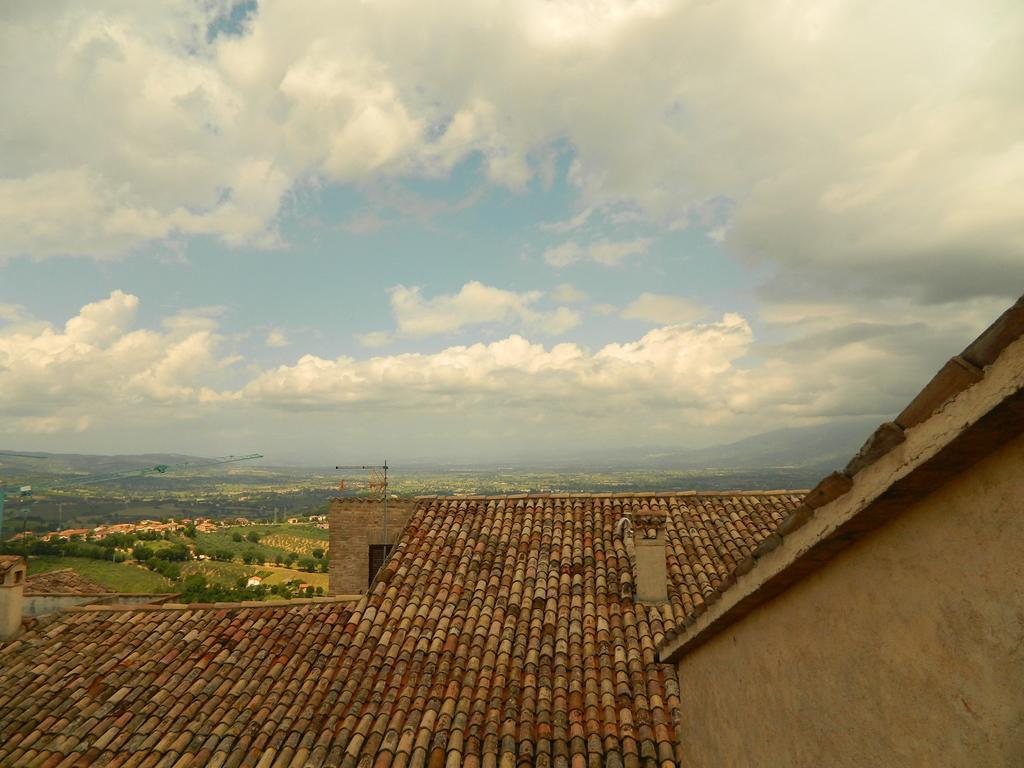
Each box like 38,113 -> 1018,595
260,533 -> 328,556
27,556 -> 174,593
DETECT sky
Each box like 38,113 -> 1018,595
0,0 -> 1022,465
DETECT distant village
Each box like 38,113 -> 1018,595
10,513 -> 328,544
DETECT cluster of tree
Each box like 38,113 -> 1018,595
178,574 -> 264,603
131,542 -> 193,581
2,536 -> 127,562
176,574 -> 325,604
130,543 -> 190,562
241,550 -> 262,565
267,551 -> 327,572
272,552 -> 299,567
142,557 -> 181,581
230,531 -> 261,543
96,532 -> 136,549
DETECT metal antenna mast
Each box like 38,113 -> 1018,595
335,461 -> 391,581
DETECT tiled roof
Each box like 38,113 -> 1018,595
25,568 -> 114,596
0,599 -> 359,767
0,491 -> 801,767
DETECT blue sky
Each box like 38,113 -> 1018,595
1,153 -> 757,360
0,1 -> 1020,463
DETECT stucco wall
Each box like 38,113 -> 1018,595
674,430 -> 1024,768
23,594 -> 105,617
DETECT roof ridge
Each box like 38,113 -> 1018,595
66,595 -> 358,613
413,490 -> 809,501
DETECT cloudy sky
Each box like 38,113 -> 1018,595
1,0 -> 1021,464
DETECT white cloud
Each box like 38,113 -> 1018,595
3,1 -> 1020,301
621,293 -> 707,325
356,331 -> 394,349
543,237 -> 651,267
0,291 -> 1005,457
385,281 -> 580,338
0,291 -> 236,435
244,302 -> 996,430
266,330 -> 290,348
0,304 -> 26,324
542,242 -> 584,268
245,314 -> 755,415
551,284 -> 588,303
540,208 -> 594,233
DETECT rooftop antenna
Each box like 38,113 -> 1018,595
335,460 -> 391,583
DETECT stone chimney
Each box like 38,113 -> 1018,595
0,555 -> 27,640
634,520 -> 668,603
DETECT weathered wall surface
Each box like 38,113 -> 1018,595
674,431 -> 1024,768
23,594 -> 104,617
0,558 -> 26,640
328,498 -> 416,595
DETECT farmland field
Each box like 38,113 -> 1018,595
260,534 -> 328,556
27,556 -> 174,593
180,560 -> 255,586
257,565 -> 328,589
192,523 -> 327,563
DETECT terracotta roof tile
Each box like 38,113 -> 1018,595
25,568 -> 114,596
0,492 -> 801,766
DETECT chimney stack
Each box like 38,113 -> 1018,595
634,521 -> 668,603
0,555 -> 27,640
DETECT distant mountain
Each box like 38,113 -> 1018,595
0,452 -> 209,477
1,417 -> 881,480
633,417 -> 880,472
404,417 -> 883,476
0,452 -> 277,490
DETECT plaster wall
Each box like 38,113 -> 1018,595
0,561 -> 26,639
674,431 -> 1024,767
23,594 -> 103,617
0,586 -> 21,639
635,530 -> 668,603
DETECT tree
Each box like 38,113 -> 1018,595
183,574 -> 207,591
274,554 -> 283,566
242,550 -> 259,565
132,545 -> 154,562
155,543 -> 191,562
284,552 -> 298,566
183,523 -> 197,539
144,557 -> 181,581
297,556 -> 317,572
246,531 -> 260,543
231,532 -> 243,543
312,548 -> 325,560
